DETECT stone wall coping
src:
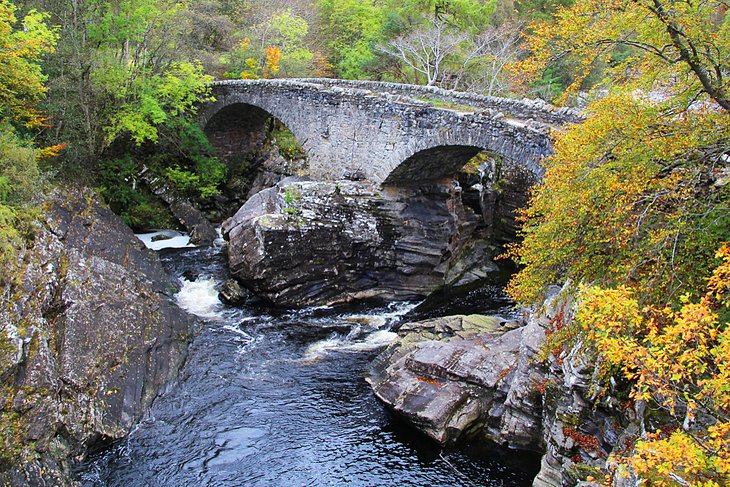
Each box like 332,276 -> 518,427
212,78 -> 584,126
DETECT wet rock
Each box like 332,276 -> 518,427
0,188 -> 192,485
140,169 -> 217,246
367,314 -> 521,445
443,240 -> 501,288
368,285 -> 640,486
506,287 -> 639,486
222,178 -> 503,307
219,278 -> 249,305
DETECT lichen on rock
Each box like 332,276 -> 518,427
0,188 -> 193,485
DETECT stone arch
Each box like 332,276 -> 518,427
203,102 -> 306,165
384,143 -> 541,243
382,145 -> 485,185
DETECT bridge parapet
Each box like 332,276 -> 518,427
220,78 -> 583,126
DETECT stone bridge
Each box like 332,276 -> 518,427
200,79 -> 581,185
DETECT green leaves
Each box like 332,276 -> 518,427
103,62 -> 213,145
0,0 -> 57,129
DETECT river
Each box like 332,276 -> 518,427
75,232 -> 540,486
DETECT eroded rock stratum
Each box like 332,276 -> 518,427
222,178 -> 509,307
367,290 -> 640,487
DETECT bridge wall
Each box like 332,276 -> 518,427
292,78 -> 583,126
201,79 -> 565,185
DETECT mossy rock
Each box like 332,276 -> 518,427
397,314 -> 503,349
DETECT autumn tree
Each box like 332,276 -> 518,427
577,247 -> 730,485
0,0 -> 56,129
513,0 -> 730,108
507,0 -> 730,483
0,0 -> 56,282
229,9 -> 314,79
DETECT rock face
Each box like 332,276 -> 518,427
367,315 -> 523,444
140,169 -> 218,245
0,188 -> 192,485
527,292 -> 638,487
367,289 -> 639,486
221,178 -> 504,307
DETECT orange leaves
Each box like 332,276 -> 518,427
577,247 -> 730,484
263,46 -> 281,78
563,426 -> 602,453
37,143 -> 66,159
416,375 -> 444,387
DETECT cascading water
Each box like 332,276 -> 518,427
75,231 -> 540,486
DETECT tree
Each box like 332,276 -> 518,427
267,9 -> 312,77
513,0 -> 730,109
22,0 -> 215,169
316,0 -> 386,79
508,0 -> 730,305
378,0 -> 523,93
448,23 -> 523,95
379,15 -> 466,86
236,9 -> 314,78
0,0 -> 56,129
0,0 -> 56,283
507,0 -> 730,482
101,61 -> 214,146
507,93 -> 730,306
577,246 -> 730,485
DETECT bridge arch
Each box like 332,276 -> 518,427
203,102 -> 306,165
383,145 -> 484,185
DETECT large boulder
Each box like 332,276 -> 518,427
367,314 -> 524,444
367,289 -> 641,486
222,178 -> 503,307
0,188 -> 192,485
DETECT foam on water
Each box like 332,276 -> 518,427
136,230 -> 196,251
301,330 -> 398,363
175,277 -> 223,320
301,301 -> 418,362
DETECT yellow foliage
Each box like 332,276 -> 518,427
511,0 -> 730,110
507,91 -> 730,306
0,0 -> 57,128
578,246 -> 730,485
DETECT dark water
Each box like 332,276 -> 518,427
76,239 -> 540,486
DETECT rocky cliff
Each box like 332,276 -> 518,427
0,188 -> 192,485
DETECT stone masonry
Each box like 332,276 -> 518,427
201,79 -> 580,185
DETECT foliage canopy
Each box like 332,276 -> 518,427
508,0 -> 730,483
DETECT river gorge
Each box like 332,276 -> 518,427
2,82 -> 631,487
75,232 -> 541,486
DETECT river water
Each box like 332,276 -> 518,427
76,234 -> 540,486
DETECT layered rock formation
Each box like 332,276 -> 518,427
367,314 -> 524,444
0,189 -> 192,485
221,178 -> 505,307
367,289 -> 638,486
